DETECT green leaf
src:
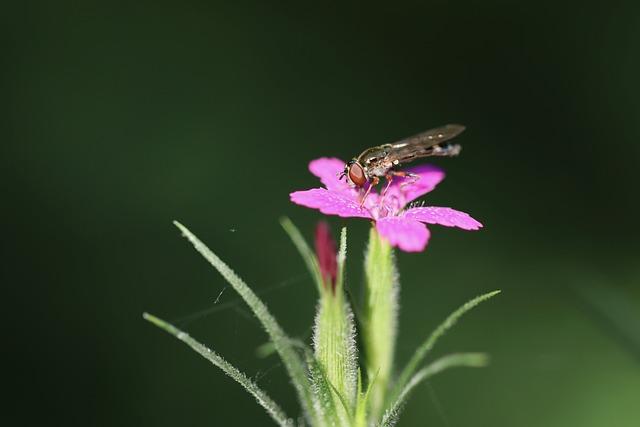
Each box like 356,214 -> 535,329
353,369 -> 378,427
280,217 -> 324,293
173,221 -> 316,423
391,290 -> 500,405
143,313 -> 293,427
312,226 -> 358,422
328,380 -> 354,423
305,350 -> 340,427
313,297 -> 358,420
381,353 -> 488,427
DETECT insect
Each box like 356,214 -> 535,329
339,124 -> 465,205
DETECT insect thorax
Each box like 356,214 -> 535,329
358,145 -> 395,177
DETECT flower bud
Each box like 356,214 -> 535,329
314,221 -> 337,292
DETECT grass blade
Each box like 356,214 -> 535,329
143,313 -> 293,427
391,290 -> 500,404
173,221 -> 316,423
381,353 -> 488,427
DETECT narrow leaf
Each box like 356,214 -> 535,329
381,353 -> 488,427
354,369 -> 378,427
391,290 -> 500,404
305,350 -> 340,427
173,221 -> 316,423
328,381 -> 354,422
335,226 -> 347,291
144,313 -> 293,427
280,217 -> 324,292
313,296 -> 359,415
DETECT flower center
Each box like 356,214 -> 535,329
365,192 -> 405,220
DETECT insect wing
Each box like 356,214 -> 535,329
387,124 -> 465,163
390,124 -> 465,149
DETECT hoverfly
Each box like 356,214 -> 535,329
339,124 -> 465,205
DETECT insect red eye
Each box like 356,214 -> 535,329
348,163 -> 367,187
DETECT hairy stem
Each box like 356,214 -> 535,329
362,227 -> 398,420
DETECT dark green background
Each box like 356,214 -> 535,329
6,1 -> 640,426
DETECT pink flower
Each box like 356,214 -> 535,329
290,158 -> 482,252
314,221 -> 338,292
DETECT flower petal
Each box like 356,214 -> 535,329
290,188 -> 372,219
309,157 -> 353,194
403,206 -> 483,230
385,164 -> 445,203
376,217 -> 430,252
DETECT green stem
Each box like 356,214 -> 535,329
362,227 -> 398,421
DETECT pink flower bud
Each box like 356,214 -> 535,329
314,221 -> 337,292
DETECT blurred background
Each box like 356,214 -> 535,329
5,1 -> 640,425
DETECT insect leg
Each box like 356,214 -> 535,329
377,174 -> 398,208
381,174 -> 394,197
391,170 -> 420,190
359,176 -> 379,207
